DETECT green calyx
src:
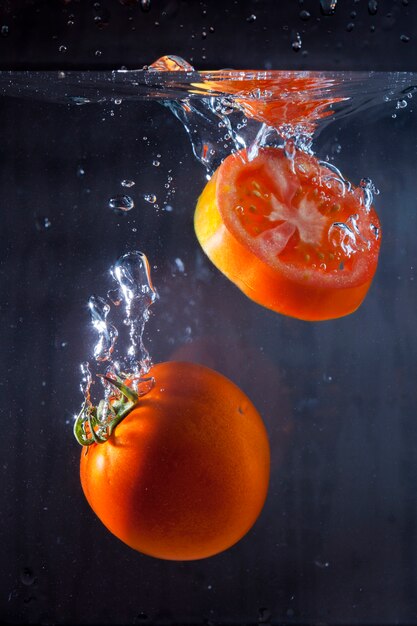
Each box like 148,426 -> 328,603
73,375 -> 139,447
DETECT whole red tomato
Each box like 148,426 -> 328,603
80,361 -> 270,560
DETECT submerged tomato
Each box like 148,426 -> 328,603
195,147 -> 381,321
198,74 -> 344,132
80,361 -> 270,561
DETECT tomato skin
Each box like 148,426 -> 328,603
80,361 -> 270,561
195,149 -> 380,321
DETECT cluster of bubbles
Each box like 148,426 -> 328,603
80,251 -> 157,418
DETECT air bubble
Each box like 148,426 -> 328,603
300,10 -> 311,20
246,14 -> 257,22
35,217 -> 52,231
144,194 -> 157,204
121,179 -> 135,188
108,195 -> 135,212
400,34 -> 410,43
291,32 -> 302,51
368,0 -> 378,15
396,99 -> 407,109
174,258 -> 185,273
88,295 -> 118,362
320,0 -> 337,15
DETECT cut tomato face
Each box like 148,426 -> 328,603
195,147 -> 381,321
197,75 -> 344,132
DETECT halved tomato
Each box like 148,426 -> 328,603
195,74 -> 345,132
195,147 -> 381,321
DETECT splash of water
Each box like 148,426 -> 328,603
111,251 -> 157,377
79,251 -> 157,427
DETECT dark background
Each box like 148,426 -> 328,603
0,0 -> 416,71
1,2 -> 417,626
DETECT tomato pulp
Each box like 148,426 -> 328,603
199,74 -> 344,133
80,361 -> 270,560
195,147 -> 381,321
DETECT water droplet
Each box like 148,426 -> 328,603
396,99 -> 407,109
140,0 -> 151,11
59,45 -> 67,53
95,49 -> 102,57
370,223 -> 380,239
329,222 -> 358,256
314,560 -> 330,568
368,0 -> 378,15
346,22 -> 355,31
121,179 -> 135,188
1,24 -> 9,37
400,34 -> 410,43
320,0 -> 337,15
35,216 -> 52,231
152,160 -> 160,167
114,98 -> 122,105
246,14 -> 257,22
77,166 -> 85,177
144,194 -> 157,204
392,113 -> 397,118
291,31 -> 302,51
108,195 -> 135,212
20,567 -> 35,586
174,258 -> 185,273
299,10 -> 311,20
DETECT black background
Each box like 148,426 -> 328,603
0,0 -> 416,71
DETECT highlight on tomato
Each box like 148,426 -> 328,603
194,146 -> 381,321
75,361 -> 270,561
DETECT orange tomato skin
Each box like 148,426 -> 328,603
80,361 -> 270,561
195,170 -> 375,322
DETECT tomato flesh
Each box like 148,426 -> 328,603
195,147 -> 381,321
200,75 -> 344,131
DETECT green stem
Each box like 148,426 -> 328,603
73,375 -> 139,447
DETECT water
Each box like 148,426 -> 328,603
1,61 -> 417,624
